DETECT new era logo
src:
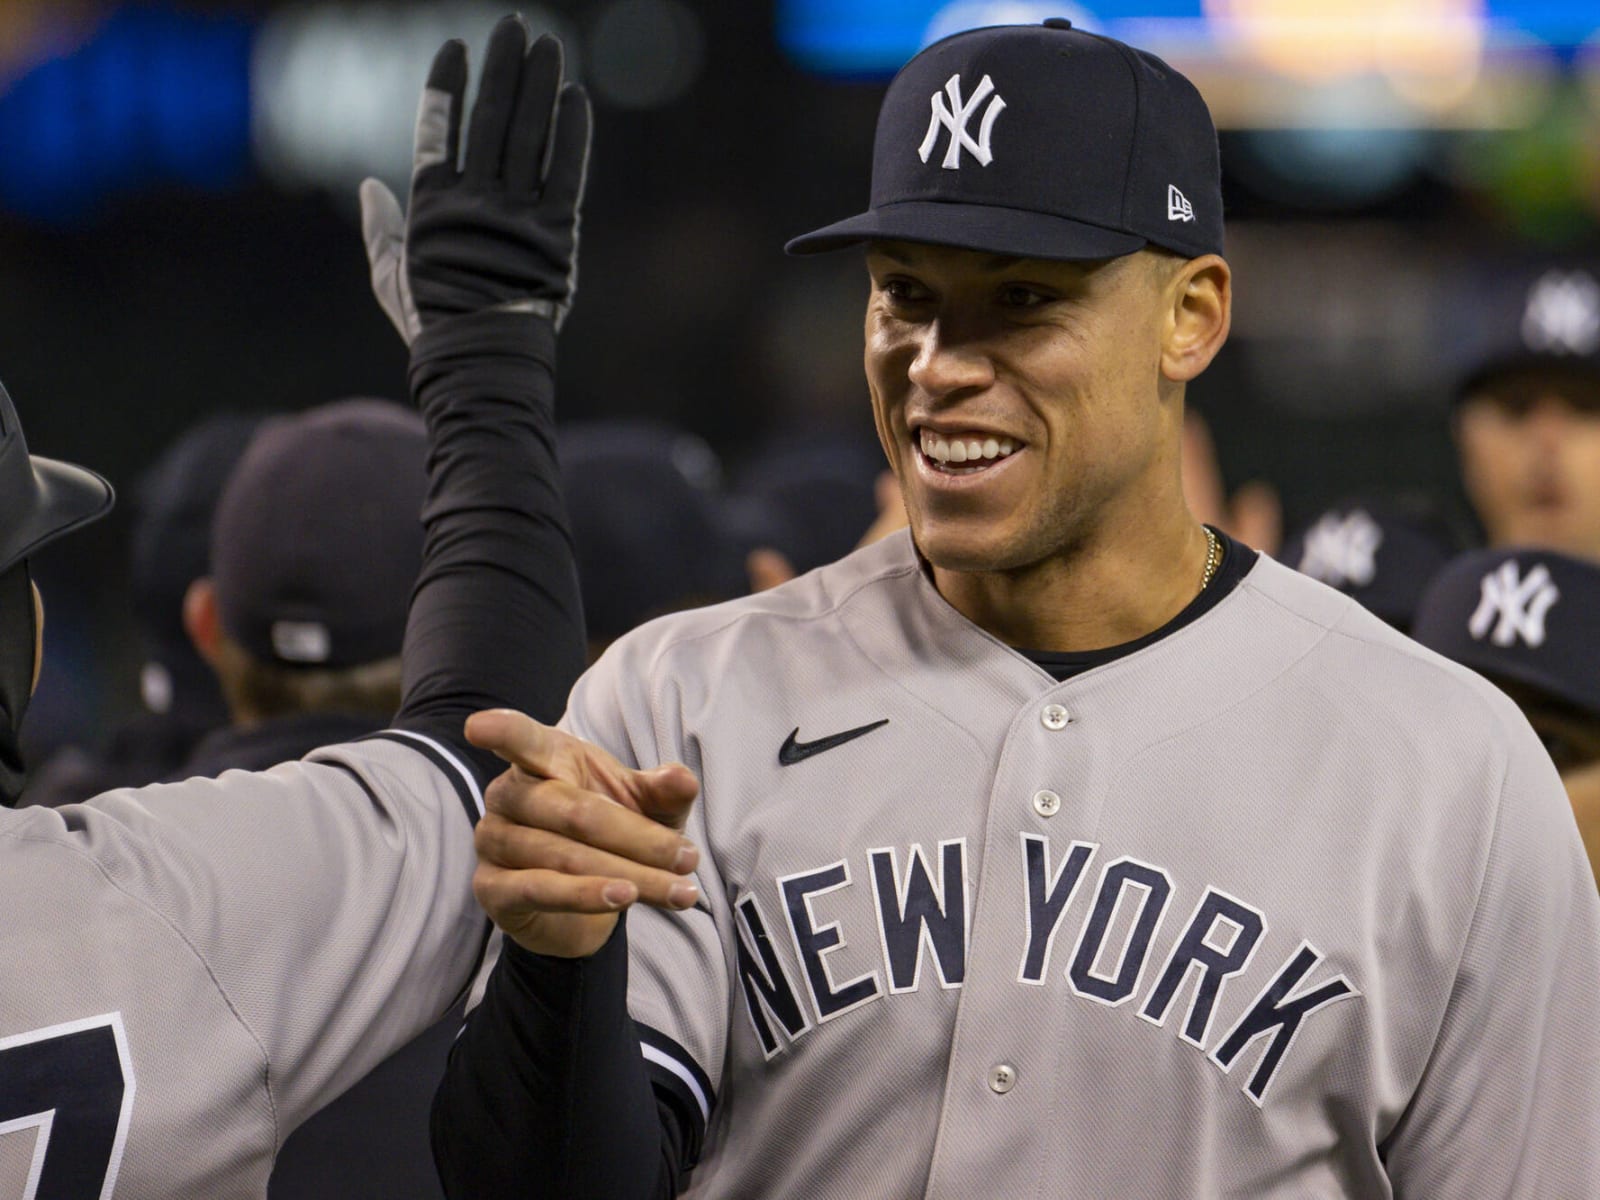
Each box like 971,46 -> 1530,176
1468,561 -> 1560,649
1521,269 -> 1600,357
918,73 -> 1006,170
1297,510 -> 1382,589
1167,184 -> 1194,223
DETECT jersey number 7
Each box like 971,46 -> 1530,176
0,1013 -> 135,1200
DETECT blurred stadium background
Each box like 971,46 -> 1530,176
9,0 -> 1600,751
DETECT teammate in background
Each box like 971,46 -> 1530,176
559,420 -> 746,659
0,18 -> 590,1195
434,21 -> 1600,1199
180,399 -> 426,776
1454,262 -> 1600,561
1413,546 -> 1600,884
22,414 -> 262,807
1278,498 -> 1458,632
170,398 -> 450,1200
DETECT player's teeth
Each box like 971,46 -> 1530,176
963,440 -> 981,460
948,440 -> 968,463
998,438 -> 1015,456
982,439 -> 999,460
933,437 -> 949,462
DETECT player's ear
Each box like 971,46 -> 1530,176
182,578 -> 223,668
1160,254 -> 1230,384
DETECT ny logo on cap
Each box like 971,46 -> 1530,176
1521,269 -> 1600,357
1168,185 -> 1195,223
918,73 -> 1006,170
1468,561 -> 1560,649
1297,510 -> 1382,589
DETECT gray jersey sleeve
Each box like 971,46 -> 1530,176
0,733 -> 483,1194
560,640 -> 729,1134
1381,700 -> 1600,1196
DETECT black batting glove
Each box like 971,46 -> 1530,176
361,17 -> 592,343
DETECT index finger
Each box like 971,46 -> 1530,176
465,707 -> 619,785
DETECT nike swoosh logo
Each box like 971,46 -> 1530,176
779,719 -> 889,766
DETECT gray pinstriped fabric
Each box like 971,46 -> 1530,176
0,736 -> 480,1198
563,530 -> 1600,1198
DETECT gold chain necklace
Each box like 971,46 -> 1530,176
1200,525 -> 1220,590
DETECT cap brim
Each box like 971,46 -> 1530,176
785,201 -> 1147,261
3,456 -> 116,571
1456,352 -> 1600,403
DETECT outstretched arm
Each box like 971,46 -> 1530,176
365,20 -> 589,779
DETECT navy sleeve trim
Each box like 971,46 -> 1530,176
362,729 -> 486,823
637,1021 -> 714,1166
638,1022 -> 715,1126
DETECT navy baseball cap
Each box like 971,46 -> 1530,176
786,19 -> 1224,262
1455,260 -> 1600,401
1280,499 -> 1458,632
131,414 -> 265,716
559,420 -> 745,643
1412,546 -> 1600,719
0,378 -> 114,577
211,399 -> 426,669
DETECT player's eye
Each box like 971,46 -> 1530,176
998,283 -> 1054,308
879,276 -> 932,305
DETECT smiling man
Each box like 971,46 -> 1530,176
433,21 -> 1600,1199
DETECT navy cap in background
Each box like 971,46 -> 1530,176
210,399 -> 426,670
1454,259 -> 1600,402
1412,546 -> 1600,720
559,420 -> 745,645
131,413 -> 265,717
727,433 -> 884,578
1280,498 -> 1459,632
787,19 -> 1224,262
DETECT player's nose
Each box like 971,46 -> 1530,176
906,318 -> 996,401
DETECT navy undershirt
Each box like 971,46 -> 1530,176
1021,528 -> 1257,682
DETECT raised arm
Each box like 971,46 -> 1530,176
363,19 -> 589,780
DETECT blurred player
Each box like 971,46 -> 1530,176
169,398 -> 449,1199
1454,261 -> 1600,560
1278,497 -> 1458,631
434,21 -> 1600,1199
1413,545 -> 1600,883
0,18 -> 590,1194
559,420 -> 745,658
22,414 -> 262,806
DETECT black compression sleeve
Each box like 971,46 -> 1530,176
430,919 -> 689,1199
392,311 -> 588,787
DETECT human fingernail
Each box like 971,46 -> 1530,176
603,881 -> 635,908
673,842 -> 699,873
668,881 -> 699,909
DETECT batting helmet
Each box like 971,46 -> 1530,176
0,378 -> 114,576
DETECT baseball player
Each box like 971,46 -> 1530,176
1412,545 -> 1600,883
1279,498 -> 1459,632
0,18 -> 592,1195
434,20 -> 1600,1199
1454,258 -> 1600,561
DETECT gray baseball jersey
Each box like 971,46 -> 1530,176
561,530 -> 1600,1198
0,731 -> 482,1198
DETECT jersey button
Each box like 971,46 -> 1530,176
1032,789 -> 1061,817
1041,703 -> 1069,730
988,1063 -> 1017,1094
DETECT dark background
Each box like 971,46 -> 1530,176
11,0 -> 1600,750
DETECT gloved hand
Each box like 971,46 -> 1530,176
361,17 -> 591,343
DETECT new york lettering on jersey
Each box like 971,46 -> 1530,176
565,531 -> 1568,1198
